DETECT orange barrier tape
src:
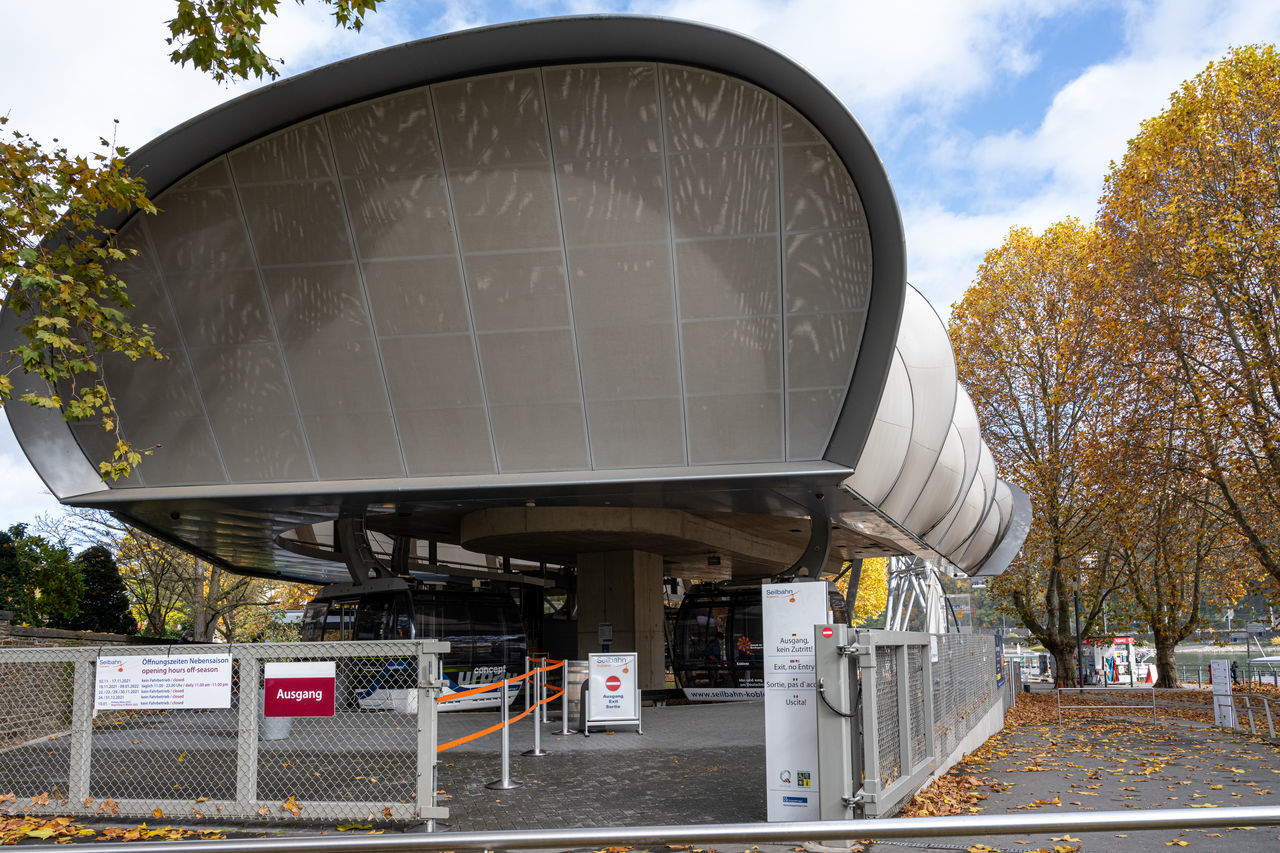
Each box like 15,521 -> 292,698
435,659 -> 567,749
437,718 -> 506,752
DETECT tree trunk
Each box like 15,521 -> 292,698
1153,636 -> 1180,689
1050,642 -> 1079,688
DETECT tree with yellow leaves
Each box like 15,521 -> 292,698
836,557 -> 889,627
951,220 -> 1130,687
1099,44 -> 1280,594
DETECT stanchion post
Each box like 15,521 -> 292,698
561,662 -> 570,736
523,665 -> 549,757
524,657 -> 531,714
542,661 -> 550,724
486,679 -> 523,789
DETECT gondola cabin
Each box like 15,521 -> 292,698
673,583 -> 849,701
300,579 -> 526,710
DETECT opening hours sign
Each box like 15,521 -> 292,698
94,653 -> 232,710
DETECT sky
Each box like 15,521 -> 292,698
2,0 -> 1279,530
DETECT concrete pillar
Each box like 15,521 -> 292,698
576,550 -> 665,690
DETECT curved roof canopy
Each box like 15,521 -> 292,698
2,16 -> 1027,584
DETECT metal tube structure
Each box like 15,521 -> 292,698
67,807 -> 1280,853
485,679 -> 521,789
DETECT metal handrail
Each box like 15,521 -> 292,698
1231,694 -> 1276,739
65,806 -> 1280,853
1056,686 -> 1157,724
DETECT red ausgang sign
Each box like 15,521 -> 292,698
263,661 -> 335,717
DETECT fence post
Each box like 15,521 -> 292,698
235,651 -> 261,812
417,642 -> 442,823
923,639 -> 936,771
857,631 -> 881,812
68,654 -> 94,804
486,679 -> 522,789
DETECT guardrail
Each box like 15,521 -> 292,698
36,806 -> 1280,853
1056,686 -> 1157,723
1228,693 -> 1277,739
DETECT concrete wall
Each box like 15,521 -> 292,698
575,551 -> 666,689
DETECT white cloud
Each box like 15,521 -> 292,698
0,416 -> 64,529
903,0 -> 1280,311
637,0 -> 1071,136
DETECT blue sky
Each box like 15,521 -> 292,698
3,0 -> 1279,527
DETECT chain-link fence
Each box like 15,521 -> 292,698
0,641 -> 447,824
931,633 -> 998,762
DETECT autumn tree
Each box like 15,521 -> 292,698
2,1 -> 382,479
1099,44 -> 1280,594
0,524 -> 83,628
951,220 -> 1129,687
69,545 -> 137,635
1106,375 -> 1242,687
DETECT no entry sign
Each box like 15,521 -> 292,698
586,652 -> 640,731
264,661 -> 336,717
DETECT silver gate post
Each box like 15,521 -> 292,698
523,666 -> 548,756
815,622 -> 857,847
487,679 -> 523,789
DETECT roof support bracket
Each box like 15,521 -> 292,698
335,513 -> 399,584
776,495 -> 832,581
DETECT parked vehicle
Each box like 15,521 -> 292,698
300,579 -> 526,710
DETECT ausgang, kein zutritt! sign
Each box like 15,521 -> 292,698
762,582 -> 829,822
263,661 -> 336,717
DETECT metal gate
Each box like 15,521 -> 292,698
815,627 -> 1002,818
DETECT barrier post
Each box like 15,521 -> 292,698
561,662 -> 570,735
542,660 -> 550,723
523,665 -> 548,757
486,679 -> 522,789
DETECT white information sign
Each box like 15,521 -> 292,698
762,582 -> 831,822
95,653 -> 232,710
587,652 -> 640,729
1210,659 -> 1235,728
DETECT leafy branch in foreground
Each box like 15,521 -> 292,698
1,117 -> 164,479
166,0 -> 381,83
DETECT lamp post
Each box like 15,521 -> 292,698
1074,588 -> 1084,686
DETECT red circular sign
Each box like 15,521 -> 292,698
821,627 -> 834,638
605,675 -> 622,691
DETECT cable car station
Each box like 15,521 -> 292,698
3,17 -> 1027,690
0,15 -> 1039,834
